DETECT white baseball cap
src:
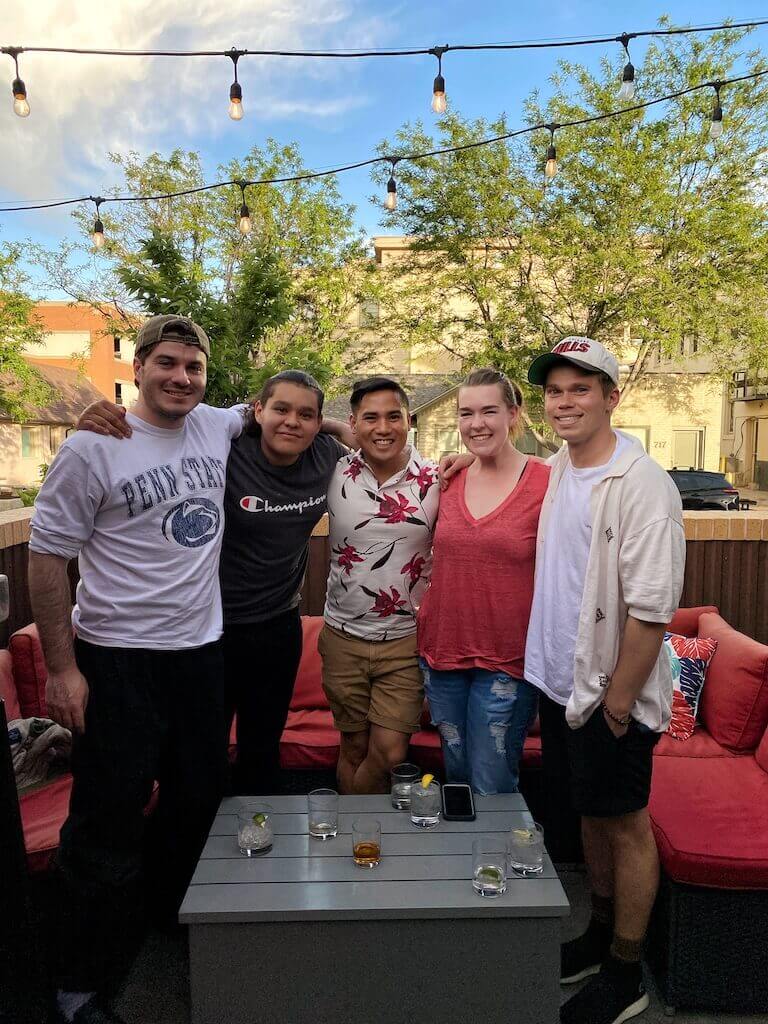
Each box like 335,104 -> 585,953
528,336 -> 620,387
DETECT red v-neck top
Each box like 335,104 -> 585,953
417,459 -> 550,678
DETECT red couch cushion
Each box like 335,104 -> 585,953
280,709 -> 339,771
0,649 -> 21,723
19,774 -> 72,873
291,617 -> 328,712
8,624 -> 48,719
654,729 -> 736,759
650,755 -> 768,888
668,606 -> 718,638
697,612 -> 768,752
409,728 -> 444,774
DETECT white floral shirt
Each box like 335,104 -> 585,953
323,447 -> 440,640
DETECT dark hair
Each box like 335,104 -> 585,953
544,358 -> 616,397
459,367 -> 525,442
350,376 -> 410,413
244,369 -> 324,435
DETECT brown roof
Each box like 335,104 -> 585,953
1,363 -> 105,425
324,373 -> 460,420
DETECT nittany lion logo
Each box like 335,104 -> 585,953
162,497 -> 221,548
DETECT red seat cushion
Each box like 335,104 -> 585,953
0,649 -> 21,723
654,728 -> 736,759
668,606 -> 719,638
521,732 -> 542,770
409,729 -> 444,774
280,709 -> 339,771
290,617 -> 328,712
19,774 -> 72,873
697,612 -> 768,752
8,624 -> 48,719
650,755 -> 768,888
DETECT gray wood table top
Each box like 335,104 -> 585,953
179,794 -> 570,924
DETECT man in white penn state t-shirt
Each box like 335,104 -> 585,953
524,338 -> 685,1024
28,315 -> 243,1024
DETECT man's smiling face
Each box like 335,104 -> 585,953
544,364 -> 619,447
350,389 -> 410,475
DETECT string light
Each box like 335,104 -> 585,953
385,159 -> 399,211
430,46 -> 447,114
2,66 -> 767,233
618,34 -> 636,101
5,48 -> 30,117
91,197 -> 105,248
237,181 -> 252,234
3,19 -> 768,122
228,48 -> 244,121
710,81 -> 724,139
544,124 -> 558,179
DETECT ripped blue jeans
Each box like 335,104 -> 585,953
421,661 -> 539,795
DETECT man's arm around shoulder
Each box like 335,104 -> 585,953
28,552 -> 88,733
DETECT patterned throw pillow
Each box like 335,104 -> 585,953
664,632 -> 718,740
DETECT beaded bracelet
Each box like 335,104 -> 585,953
600,700 -> 631,727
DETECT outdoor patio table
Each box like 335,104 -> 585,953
179,793 -> 570,1024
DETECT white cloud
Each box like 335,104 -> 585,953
0,0 -> 386,204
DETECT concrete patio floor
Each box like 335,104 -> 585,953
114,864 -> 768,1023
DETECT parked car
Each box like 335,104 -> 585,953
668,468 -> 740,511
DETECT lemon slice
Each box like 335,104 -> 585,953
421,773 -> 434,789
252,812 -> 267,827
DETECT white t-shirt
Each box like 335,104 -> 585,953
524,432 -> 629,705
29,404 -> 243,650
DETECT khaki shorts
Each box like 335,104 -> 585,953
318,624 -> 424,734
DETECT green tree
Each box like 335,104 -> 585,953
0,244 -> 52,419
33,142 -> 382,404
373,24 -> 768,428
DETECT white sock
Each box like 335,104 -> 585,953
57,990 -> 95,1021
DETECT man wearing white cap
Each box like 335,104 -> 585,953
524,337 -> 685,1024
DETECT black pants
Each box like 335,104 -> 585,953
54,638 -> 228,993
224,608 -> 303,795
538,693 -> 584,863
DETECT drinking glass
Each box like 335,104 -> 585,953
508,822 -> 545,876
472,838 -> 508,897
308,788 -> 339,840
237,804 -> 274,857
352,819 -> 381,867
390,763 -> 421,810
410,779 -> 441,828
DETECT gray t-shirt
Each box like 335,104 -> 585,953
220,428 -> 346,624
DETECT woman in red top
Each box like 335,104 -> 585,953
417,368 -> 549,794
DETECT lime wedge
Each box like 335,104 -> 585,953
479,866 -> 503,883
252,812 -> 267,827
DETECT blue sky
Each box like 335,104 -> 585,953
2,0 -> 766,291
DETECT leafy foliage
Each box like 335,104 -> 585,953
0,245 -> 52,419
373,25 -> 768,426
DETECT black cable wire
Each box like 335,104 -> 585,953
2,18 -> 767,59
1,67 -> 765,215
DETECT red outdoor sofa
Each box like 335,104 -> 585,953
3,607 -> 768,1013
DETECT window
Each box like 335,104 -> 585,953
50,426 -> 67,455
358,299 -> 380,329
113,336 -> 122,358
115,383 -> 123,405
437,427 -> 460,456
21,426 -> 46,460
726,399 -> 735,435
618,426 -> 650,451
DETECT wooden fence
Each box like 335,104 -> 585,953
3,508 -> 768,647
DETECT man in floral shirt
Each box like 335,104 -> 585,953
321,377 -> 440,793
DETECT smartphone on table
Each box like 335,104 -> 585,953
441,782 -> 476,821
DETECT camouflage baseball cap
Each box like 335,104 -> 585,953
134,314 -> 210,358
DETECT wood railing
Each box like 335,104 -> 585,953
3,508 -> 768,646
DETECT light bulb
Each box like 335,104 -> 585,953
92,219 -> 105,249
238,202 -> 252,235
710,102 -> 723,140
432,74 -> 446,114
618,63 -> 635,102
545,144 -> 558,179
229,82 -> 243,121
385,175 -> 397,211
12,78 -> 29,117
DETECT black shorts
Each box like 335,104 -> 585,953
566,705 -> 661,818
